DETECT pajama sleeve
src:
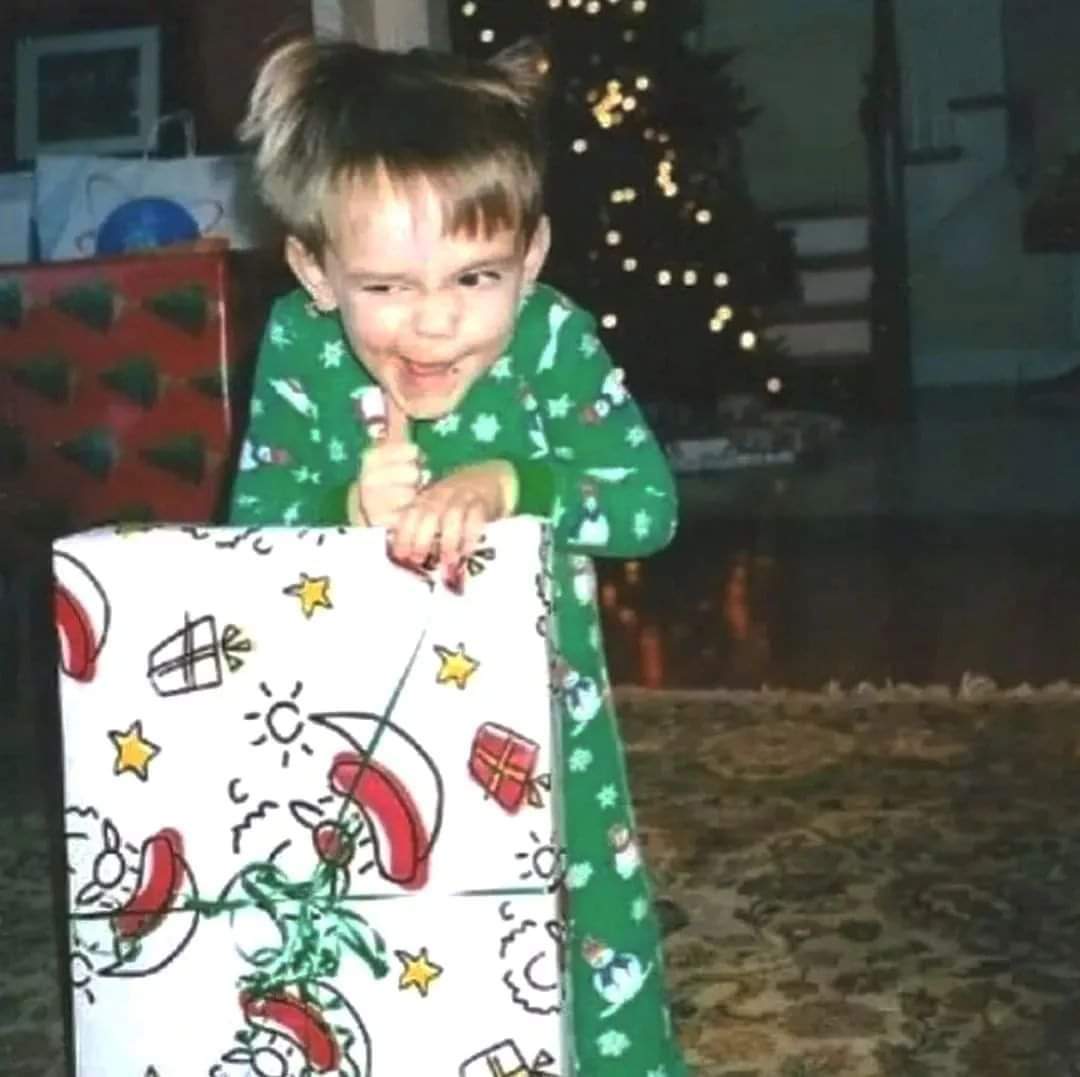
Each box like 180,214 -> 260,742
512,301 -> 679,559
227,296 -> 351,526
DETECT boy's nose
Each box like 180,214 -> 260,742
413,288 -> 460,338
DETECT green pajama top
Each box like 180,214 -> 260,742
228,282 -> 689,1076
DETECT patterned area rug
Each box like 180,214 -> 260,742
5,680 -> 1080,1076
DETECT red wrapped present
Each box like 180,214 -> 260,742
468,722 -> 541,814
0,249 -> 240,553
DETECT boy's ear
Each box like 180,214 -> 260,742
523,215 -> 551,285
285,236 -> 338,312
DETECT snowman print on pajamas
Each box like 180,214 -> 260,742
238,440 -> 292,471
558,662 -> 605,738
570,482 -> 611,547
582,367 -> 630,423
569,554 -> 597,606
582,936 -> 654,1019
608,823 -> 642,880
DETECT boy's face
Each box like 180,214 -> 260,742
289,175 -> 549,421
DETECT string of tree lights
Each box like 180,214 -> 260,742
450,0 -> 797,415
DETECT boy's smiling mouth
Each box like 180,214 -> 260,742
399,356 -> 460,379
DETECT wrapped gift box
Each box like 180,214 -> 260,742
0,250 -> 237,551
53,516 -> 567,1075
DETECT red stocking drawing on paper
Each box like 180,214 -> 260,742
310,712 -> 445,891
211,983 -> 373,1077
65,807 -> 199,999
54,553 -> 111,682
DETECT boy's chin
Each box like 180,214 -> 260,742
396,390 -> 463,422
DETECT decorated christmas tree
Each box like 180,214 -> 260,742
450,0 -> 795,422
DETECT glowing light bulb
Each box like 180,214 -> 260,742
622,96 -> 637,111
549,0 -> 562,6
602,313 -> 618,328
635,75 -> 650,90
587,0 -> 601,10
572,138 -> 588,153
479,28 -> 495,42
717,305 -> 734,321
709,318 -> 723,333
632,0 -> 647,10
606,230 -> 622,245
462,1 -> 477,14
766,377 -> 782,394
625,187 -> 637,201
623,257 -> 638,271
569,0 -> 582,7
740,331 -> 757,350
683,269 -> 698,285
695,209 -> 712,224
657,270 -> 672,285
714,272 -> 730,287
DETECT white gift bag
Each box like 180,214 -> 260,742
34,111 -> 274,261
0,171 -> 34,264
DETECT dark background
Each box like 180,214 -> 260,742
1,0 -> 312,166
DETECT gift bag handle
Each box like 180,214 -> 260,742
144,109 -> 197,159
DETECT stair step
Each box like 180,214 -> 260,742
800,265 -> 872,306
776,215 -> 870,259
904,145 -> 965,166
766,319 -> 871,358
769,301 -> 869,325
796,250 -> 872,271
778,351 -> 875,369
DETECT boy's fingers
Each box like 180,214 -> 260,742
462,501 -> 487,557
383,391 -> 412,445
359,443 -> 422,478
390,502 -> 435,566
371,460 -> 424,488
438,502 -> 466,571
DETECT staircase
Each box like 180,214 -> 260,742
765,210 -> 878,414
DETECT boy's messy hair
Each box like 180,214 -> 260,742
239,36 -> 550,258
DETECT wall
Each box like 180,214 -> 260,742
896,0 -> 1080,385
699,0 -> 872,213
1002,0 -> 1080,187
1,0 -> 312,166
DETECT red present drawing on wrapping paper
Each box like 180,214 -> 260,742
468,723 -> 546,814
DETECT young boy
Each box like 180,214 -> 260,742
231,36 -> 688,1074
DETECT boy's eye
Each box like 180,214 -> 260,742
459,269 -> 501,288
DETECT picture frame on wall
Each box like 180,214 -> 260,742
15,26 -> 161,161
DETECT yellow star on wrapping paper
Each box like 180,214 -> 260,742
284,573 -> 333,618
395,947 -> 443,997
433,643 -> 479,690
109,721 -> 160,781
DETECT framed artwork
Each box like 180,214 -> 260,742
15,26 -> 161,161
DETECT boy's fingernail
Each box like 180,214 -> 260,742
445,562 -> 465,593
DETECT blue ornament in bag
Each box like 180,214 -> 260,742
95,196 -> 202,255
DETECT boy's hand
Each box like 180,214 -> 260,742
390,461 -> 517,582
350,394 -> 423,527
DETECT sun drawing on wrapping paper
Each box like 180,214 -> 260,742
244,681 -> 317,768
515,829 -> 566,889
